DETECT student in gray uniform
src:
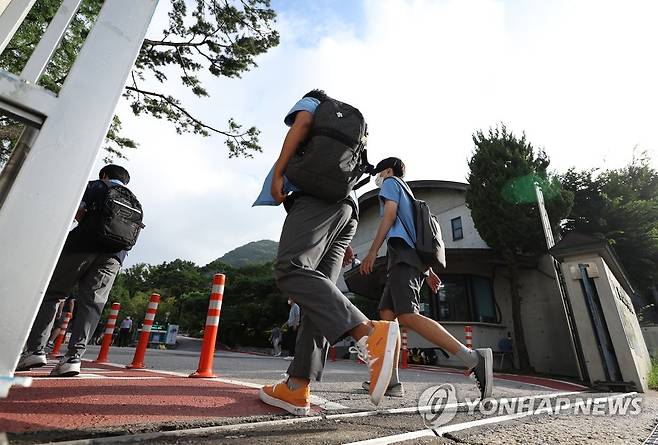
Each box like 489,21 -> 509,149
257,90 -> 400,416
359,157 -> 494,400
17,165 -> 140,377
284,298 -> 300,358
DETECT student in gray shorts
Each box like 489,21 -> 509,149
359,157 -> 494,400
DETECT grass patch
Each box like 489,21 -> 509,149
649,359 -> 658,390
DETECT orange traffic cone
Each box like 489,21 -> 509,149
190,274 -> 225,378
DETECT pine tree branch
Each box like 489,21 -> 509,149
143,37 -> 229,49
124,85 -> 250,138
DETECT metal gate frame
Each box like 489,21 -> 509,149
0,0 -> 158,397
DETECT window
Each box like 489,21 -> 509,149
436,276 -> 470,321
472,276 -> 497,323
451,217 -> 463,240
432,274 -> 498,323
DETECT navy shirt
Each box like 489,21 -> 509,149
65,180 -> 128,264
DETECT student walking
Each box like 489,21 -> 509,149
256,90 -> 399,416
16,165 -> 143,377
270,326 -> 283,357
117,316 -> 133,347
359,157 -> 494,400
284,298 -> 300,358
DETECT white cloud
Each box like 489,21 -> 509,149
93,0 -> 658,267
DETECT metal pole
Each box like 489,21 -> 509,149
20,0 -> 83,83
0,0 -> 37,54
535,183 -> 587,382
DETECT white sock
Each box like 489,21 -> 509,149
454,345 -> 479,369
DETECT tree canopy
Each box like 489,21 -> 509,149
466,124 -> 573,371
466,125 -> 573,256
561,153 -> 658,295
108,258 -> 288,347
0,0 -> 279,166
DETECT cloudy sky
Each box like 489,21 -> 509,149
90,0 -> 658,268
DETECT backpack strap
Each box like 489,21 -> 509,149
384,177 -> 416,243
391,176 -> 416,200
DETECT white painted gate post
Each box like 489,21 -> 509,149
0,0 -> 159,397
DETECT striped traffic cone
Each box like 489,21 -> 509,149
329,345 -> 337,362
126,294 -> 160,369
50,312 -> 72,357
190,274 -> 225,378
465,325 -> 473,349
94,303 -> 120,363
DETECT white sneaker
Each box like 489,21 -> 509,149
50,354 -> 81,377
16,352 -> 48,371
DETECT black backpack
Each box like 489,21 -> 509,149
390,177 -> 447,271
285,98 -> 372,202
81,181 -> 145,251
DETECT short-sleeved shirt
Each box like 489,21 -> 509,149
120,318 -> 133,329
65,179 -> 128,264
379,177 -> 416,249
284,97 -> 321,126
284,97 -> 360,217
288,303 -> 300,328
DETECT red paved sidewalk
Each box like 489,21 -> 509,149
1,361 -> 282,434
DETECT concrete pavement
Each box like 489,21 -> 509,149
2,345 -> 656,444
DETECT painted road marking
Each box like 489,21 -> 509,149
39,392 -> 586,445
344,392 -> 638,445
643,422 -> 658,445
404,364 -> 588,391
327,391 -> 582,419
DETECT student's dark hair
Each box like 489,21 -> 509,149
99,164 -> 130,185
375,157 -> 405,178
303,89 -> 329,102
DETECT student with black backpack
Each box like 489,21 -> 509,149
359,157 -> 494,400
17,165 -> 143,377
257,90 -> 400,416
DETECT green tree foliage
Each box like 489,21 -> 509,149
0,0 -> 279,166
561,153 -> 658,295
466,125 -> 573,371
105,259 -> 288,347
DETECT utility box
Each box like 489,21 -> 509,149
550,233 -> 652,392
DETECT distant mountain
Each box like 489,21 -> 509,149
214,240 -> 279,267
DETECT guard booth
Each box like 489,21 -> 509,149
550,232 -> 652,392
0,0 -> 158,397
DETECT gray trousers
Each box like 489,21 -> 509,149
275,195 -> 368,381
26,249 -> 121,357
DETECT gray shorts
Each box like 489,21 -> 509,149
378,238 -> 426,315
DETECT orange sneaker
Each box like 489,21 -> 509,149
364,320 -> 399,406
259,380 -> 311,416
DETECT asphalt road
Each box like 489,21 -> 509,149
54,343 -> 657,445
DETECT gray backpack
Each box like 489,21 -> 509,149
390,177 -> 447,270
285,98 -> 371,202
